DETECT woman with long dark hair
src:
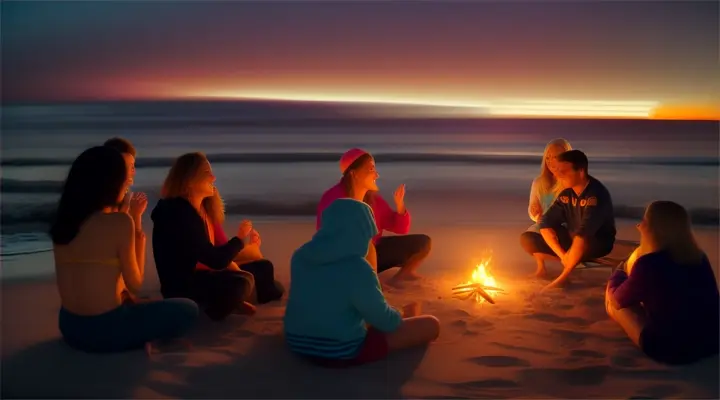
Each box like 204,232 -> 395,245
51,146 -> 198,353
317,149 -> 431,286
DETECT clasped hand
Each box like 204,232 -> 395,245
237,220 -> 261,246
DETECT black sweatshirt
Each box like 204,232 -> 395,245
151,197 -> 244,298
539,175 -> 616,247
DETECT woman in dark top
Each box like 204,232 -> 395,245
606,201 -> 719,365
151,152 -> 283,321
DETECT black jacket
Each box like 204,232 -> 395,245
539,175 -> 617,246
151,197 -> 244,298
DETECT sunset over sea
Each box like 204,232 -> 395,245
2,1 -> 718,399
4,1 -> 719,120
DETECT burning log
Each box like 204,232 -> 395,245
453,255 -> 504,304
453,285 -> 496,304
452,283 -> 505,293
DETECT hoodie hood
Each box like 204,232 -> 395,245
295,198 -> 378,265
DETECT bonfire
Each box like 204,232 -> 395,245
452,255 -> 504,304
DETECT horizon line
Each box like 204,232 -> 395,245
2,96 -> 718,122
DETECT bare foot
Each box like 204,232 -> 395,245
542,278 -> 572,292
385,277 -> 406,289
528,270 -> 549,280
233,301 -> 257,316
399,271 -> 423,281
146,339 -> 192,356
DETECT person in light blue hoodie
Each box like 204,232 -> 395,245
284,198 -> 440,367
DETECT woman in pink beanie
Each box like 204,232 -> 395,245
316,148 -> 431,285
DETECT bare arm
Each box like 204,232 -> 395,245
545,236 -> 586,289
528,180 -> 542,222
540,228 -> 567,258
564,236 -> 587,270
350,262 -> 402,332
133,216 -> 146,279
537,197 -> 567,258
116,213 -> 144,293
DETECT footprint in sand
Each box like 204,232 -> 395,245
570,349 -> 606,359
466,355 -> 531,367
448,319 -> 474,336
549,328 -> 592,345
450,319 -> 468,329
490,342 -> 553,356
449,309 -> 473,318
519,365 -> 611,387
611,354 -> 642,368
472,319 -> 494,329
526,313 -> 591,327
581,296 -> 605,308
631,384 -> 683,399
451,378 -> 520,389
552,303 -> 574,311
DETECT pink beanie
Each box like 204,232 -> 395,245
339,148 -> 369,174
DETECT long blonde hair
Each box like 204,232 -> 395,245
161,152 -> 225,224
643,201 -> 704,265
537,138 -> 572,195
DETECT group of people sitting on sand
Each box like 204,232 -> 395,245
520,138 -> 719,365
50,137 -> 718,367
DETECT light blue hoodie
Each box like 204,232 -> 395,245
283,198 -> 403,359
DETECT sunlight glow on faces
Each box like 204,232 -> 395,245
183,91 -> 659,118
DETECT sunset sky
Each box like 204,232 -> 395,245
2,1 -> 718,119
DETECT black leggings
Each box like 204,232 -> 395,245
191,269 -> 252,321
240,259 -> 285,304
191,259 -> 285,321
375,234 -> 432,273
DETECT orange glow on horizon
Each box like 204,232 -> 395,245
651,104 -> 720,121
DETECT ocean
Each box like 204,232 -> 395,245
1,100 -> 718,258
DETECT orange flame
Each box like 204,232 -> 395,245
462,256 -> 501,303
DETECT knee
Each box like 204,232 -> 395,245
417,234 -> 432,256
166,298 -> 200,330
273,279 -> 286,297
420,315 -> 441,341
519,232 -> 537,255
221,277 -> 252,302
258,259 -> 275,273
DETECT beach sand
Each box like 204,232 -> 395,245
2,203 -> 719,399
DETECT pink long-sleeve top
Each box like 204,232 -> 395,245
196,223 -> 230,271
316,182 -> 411,244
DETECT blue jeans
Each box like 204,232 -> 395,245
59,298 -> 199,353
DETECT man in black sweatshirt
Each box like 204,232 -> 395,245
520,150 -> 617,289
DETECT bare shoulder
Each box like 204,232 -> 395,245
91,212 -> 134,232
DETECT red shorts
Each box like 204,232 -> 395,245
306,327 -> 389,368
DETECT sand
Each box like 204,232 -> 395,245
2,211 -> 719,399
